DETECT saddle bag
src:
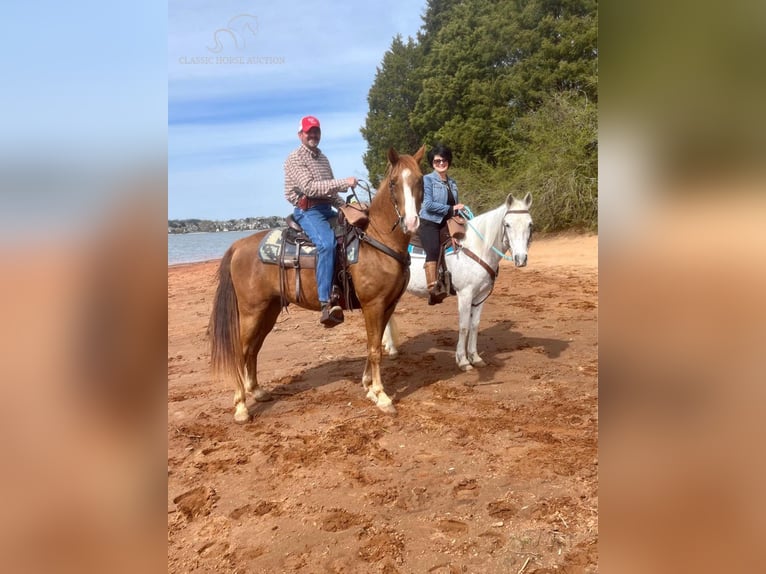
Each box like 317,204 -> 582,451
338,202 -> 370,229
446,215 -> 466,239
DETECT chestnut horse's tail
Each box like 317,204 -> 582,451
209,247 -> 244,386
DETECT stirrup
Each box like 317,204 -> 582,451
320,304 -> 344,327
428,286 -> 448,305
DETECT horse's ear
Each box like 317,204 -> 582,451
413,144 -> 426,164
387,147 -> 400,165
506,192 -> 532,209
523,192 -> 533,208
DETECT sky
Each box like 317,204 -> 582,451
169,0 -> 427,220
1,2 -> 167,234
1,2 -> 166,164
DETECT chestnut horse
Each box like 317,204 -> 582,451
209,146 -> 425,422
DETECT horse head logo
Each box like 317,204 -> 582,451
207,14 -> 259,53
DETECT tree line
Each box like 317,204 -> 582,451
362,0 -> 597,231
168,216 -> 284,234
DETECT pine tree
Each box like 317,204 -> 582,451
360,35 -> 423,186
361,0 -> 598,230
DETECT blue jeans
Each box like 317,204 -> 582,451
293,204 -> 336,303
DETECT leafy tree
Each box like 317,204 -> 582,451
504,0 -> 598,112
411,0 -> 518,161
510,90 -> 597,231
361,0 -> 598,229
360,35 -> 423,186
418,0 -> 464,47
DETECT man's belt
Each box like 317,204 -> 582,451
297,196 -> 330,210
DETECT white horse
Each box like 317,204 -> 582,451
382,192 -> 533,371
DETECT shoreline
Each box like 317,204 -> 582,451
168,258 -> 220,269
167,232 -> 598,270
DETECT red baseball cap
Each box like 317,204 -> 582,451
299,115 -> 320,132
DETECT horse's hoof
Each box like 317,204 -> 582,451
459,363 -> 474,372
234,404 -> 252,424
234,412 -> 252,424
252,388 -> 273,402
377,403 -> 397,415
471,359 -> 487,368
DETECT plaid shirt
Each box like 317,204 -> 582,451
283,144 -> 348,207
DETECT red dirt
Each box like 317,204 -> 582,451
168,233 -> 598,573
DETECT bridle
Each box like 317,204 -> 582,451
355,176 -> 410,233
464,208 -> 530,261
502,208 -> 532,252
350,175 -> 414,268
459,207 -> 531,306
388,177 -> 406,232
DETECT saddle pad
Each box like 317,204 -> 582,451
407,244 -> 454,257
258,229 -> 316,265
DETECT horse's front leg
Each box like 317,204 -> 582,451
455,293 -> 474,371
361,308 -> 397,414
466,301 -> 487,368
362,358 -> 372,393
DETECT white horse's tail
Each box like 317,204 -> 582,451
382,316 -> 400,357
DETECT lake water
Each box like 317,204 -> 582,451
168,230 -> 258,265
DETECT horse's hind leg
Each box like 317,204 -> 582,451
231,379 -> 250,423
381,317 -> 399,358
242,300 -> 282,405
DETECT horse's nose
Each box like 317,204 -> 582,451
515,254 -> 527,267
406,215 -> 420,234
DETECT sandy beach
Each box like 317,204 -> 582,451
168,233 -> 598,573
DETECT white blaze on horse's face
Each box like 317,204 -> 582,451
503,210 -> 533,267
400,168 -> 420,233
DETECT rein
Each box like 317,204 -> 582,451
351,175 -> 411,268
460,207 -> 529,261
355,177 -> 408,233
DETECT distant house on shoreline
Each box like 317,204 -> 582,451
168,216 -> 285,234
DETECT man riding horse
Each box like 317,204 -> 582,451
283,115 -> 358,327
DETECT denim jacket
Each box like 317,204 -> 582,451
419,170 -> 459,224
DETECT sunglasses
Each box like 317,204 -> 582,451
433,158 -> 449,165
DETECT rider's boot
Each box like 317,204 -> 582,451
425,261 -> 447,305
320,301 -> 344,327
